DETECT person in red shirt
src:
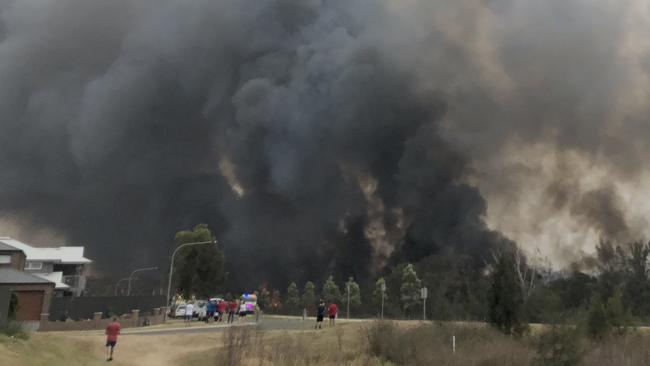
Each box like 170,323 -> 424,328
327,302 -> 338,327
105,317 -> 121,361
217,300 -> 227,322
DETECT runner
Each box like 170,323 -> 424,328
217,299 -> 227,322
184,302 -> 194,327
315,300 -> 325,329
328,302 -> 338,327
105,317 -> 121,362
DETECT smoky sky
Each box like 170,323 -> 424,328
1,0 -> 649,286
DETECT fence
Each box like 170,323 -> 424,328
48,295 -> 166,321
39,307 -> 167,332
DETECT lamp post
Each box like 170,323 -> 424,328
114,277 -> 129,296
165,239 -> 218,321
127,267 -> 158,296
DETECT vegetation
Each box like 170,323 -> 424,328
173,223 -> 226,299
321,275 -> 342,304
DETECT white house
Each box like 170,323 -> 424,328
0,237 -> 92,296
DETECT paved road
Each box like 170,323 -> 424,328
123,316 -> 367,336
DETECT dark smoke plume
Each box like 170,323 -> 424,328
1,0 -> 649,285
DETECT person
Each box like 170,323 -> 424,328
206,300 -> 216,323
328,302 -> 338,327
239,300 -> 248,319
315,300 -> 325,329
217,299 -> 227,322
185,302 -> 194,327
105,317 -> 121,362
228,299 -> 237,324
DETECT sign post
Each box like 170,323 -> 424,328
420,287 -> 428,321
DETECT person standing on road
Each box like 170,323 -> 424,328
105,317 -> 121,362
315,300 -> 325,330
327,302 -> 338,327
185,302 -> 194,327
206,300 -> 216,323
227,299 -> 237,323
218,300 -> 227,322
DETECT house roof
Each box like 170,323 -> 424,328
33,272 -> 70,290
0,268 -> 54,285
0,237 -> 91,264
0,241 -> 22,252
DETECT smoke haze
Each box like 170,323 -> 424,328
1,0 -> 650,285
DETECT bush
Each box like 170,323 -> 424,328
533,325 -> 584,366
365,320 -> 533,365
0,321 -> 29,340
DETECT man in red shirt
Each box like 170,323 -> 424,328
105,317 -> 121,361
327,302 -> 338,327
217,300 -> 227,322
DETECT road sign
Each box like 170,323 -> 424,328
420,287 -> 428,299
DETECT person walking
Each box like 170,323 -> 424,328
105,317 -> 121,362
315,300 -> 325,330
185,302 -> 194,327
328,302 -> 338,327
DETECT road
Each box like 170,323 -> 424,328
123,315 -> 356,336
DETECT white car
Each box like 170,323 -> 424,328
174,305 -> 187,318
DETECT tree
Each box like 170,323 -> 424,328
302,281 -> 317,313
488,248 -> 526,335
173,224 -> 225,298
400,264 -> 422,316
372,277 -> 387,315
322,275 -> 341,304
270,290 -> 283,312
285,281 -> 301,315
343,277 -> 362,313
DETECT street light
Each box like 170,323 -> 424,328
127,267 -> 159,296
114,277 -> 129,296
165,239 -> 218,321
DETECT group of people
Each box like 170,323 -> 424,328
315,300 -> 338,329
203,298 -> 247,324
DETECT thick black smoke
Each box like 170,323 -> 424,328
1,0 -> 647,285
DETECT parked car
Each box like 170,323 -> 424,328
174,305 -> 187,318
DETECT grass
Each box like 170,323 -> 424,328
0,332 -> 124,366
6,320 -> 650,365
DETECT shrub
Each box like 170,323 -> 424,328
533,324 -> 584,366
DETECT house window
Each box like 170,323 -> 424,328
25,261 -> 43,270
0,255 -> 10,264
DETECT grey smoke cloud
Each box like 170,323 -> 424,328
0,0 -> 648,285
